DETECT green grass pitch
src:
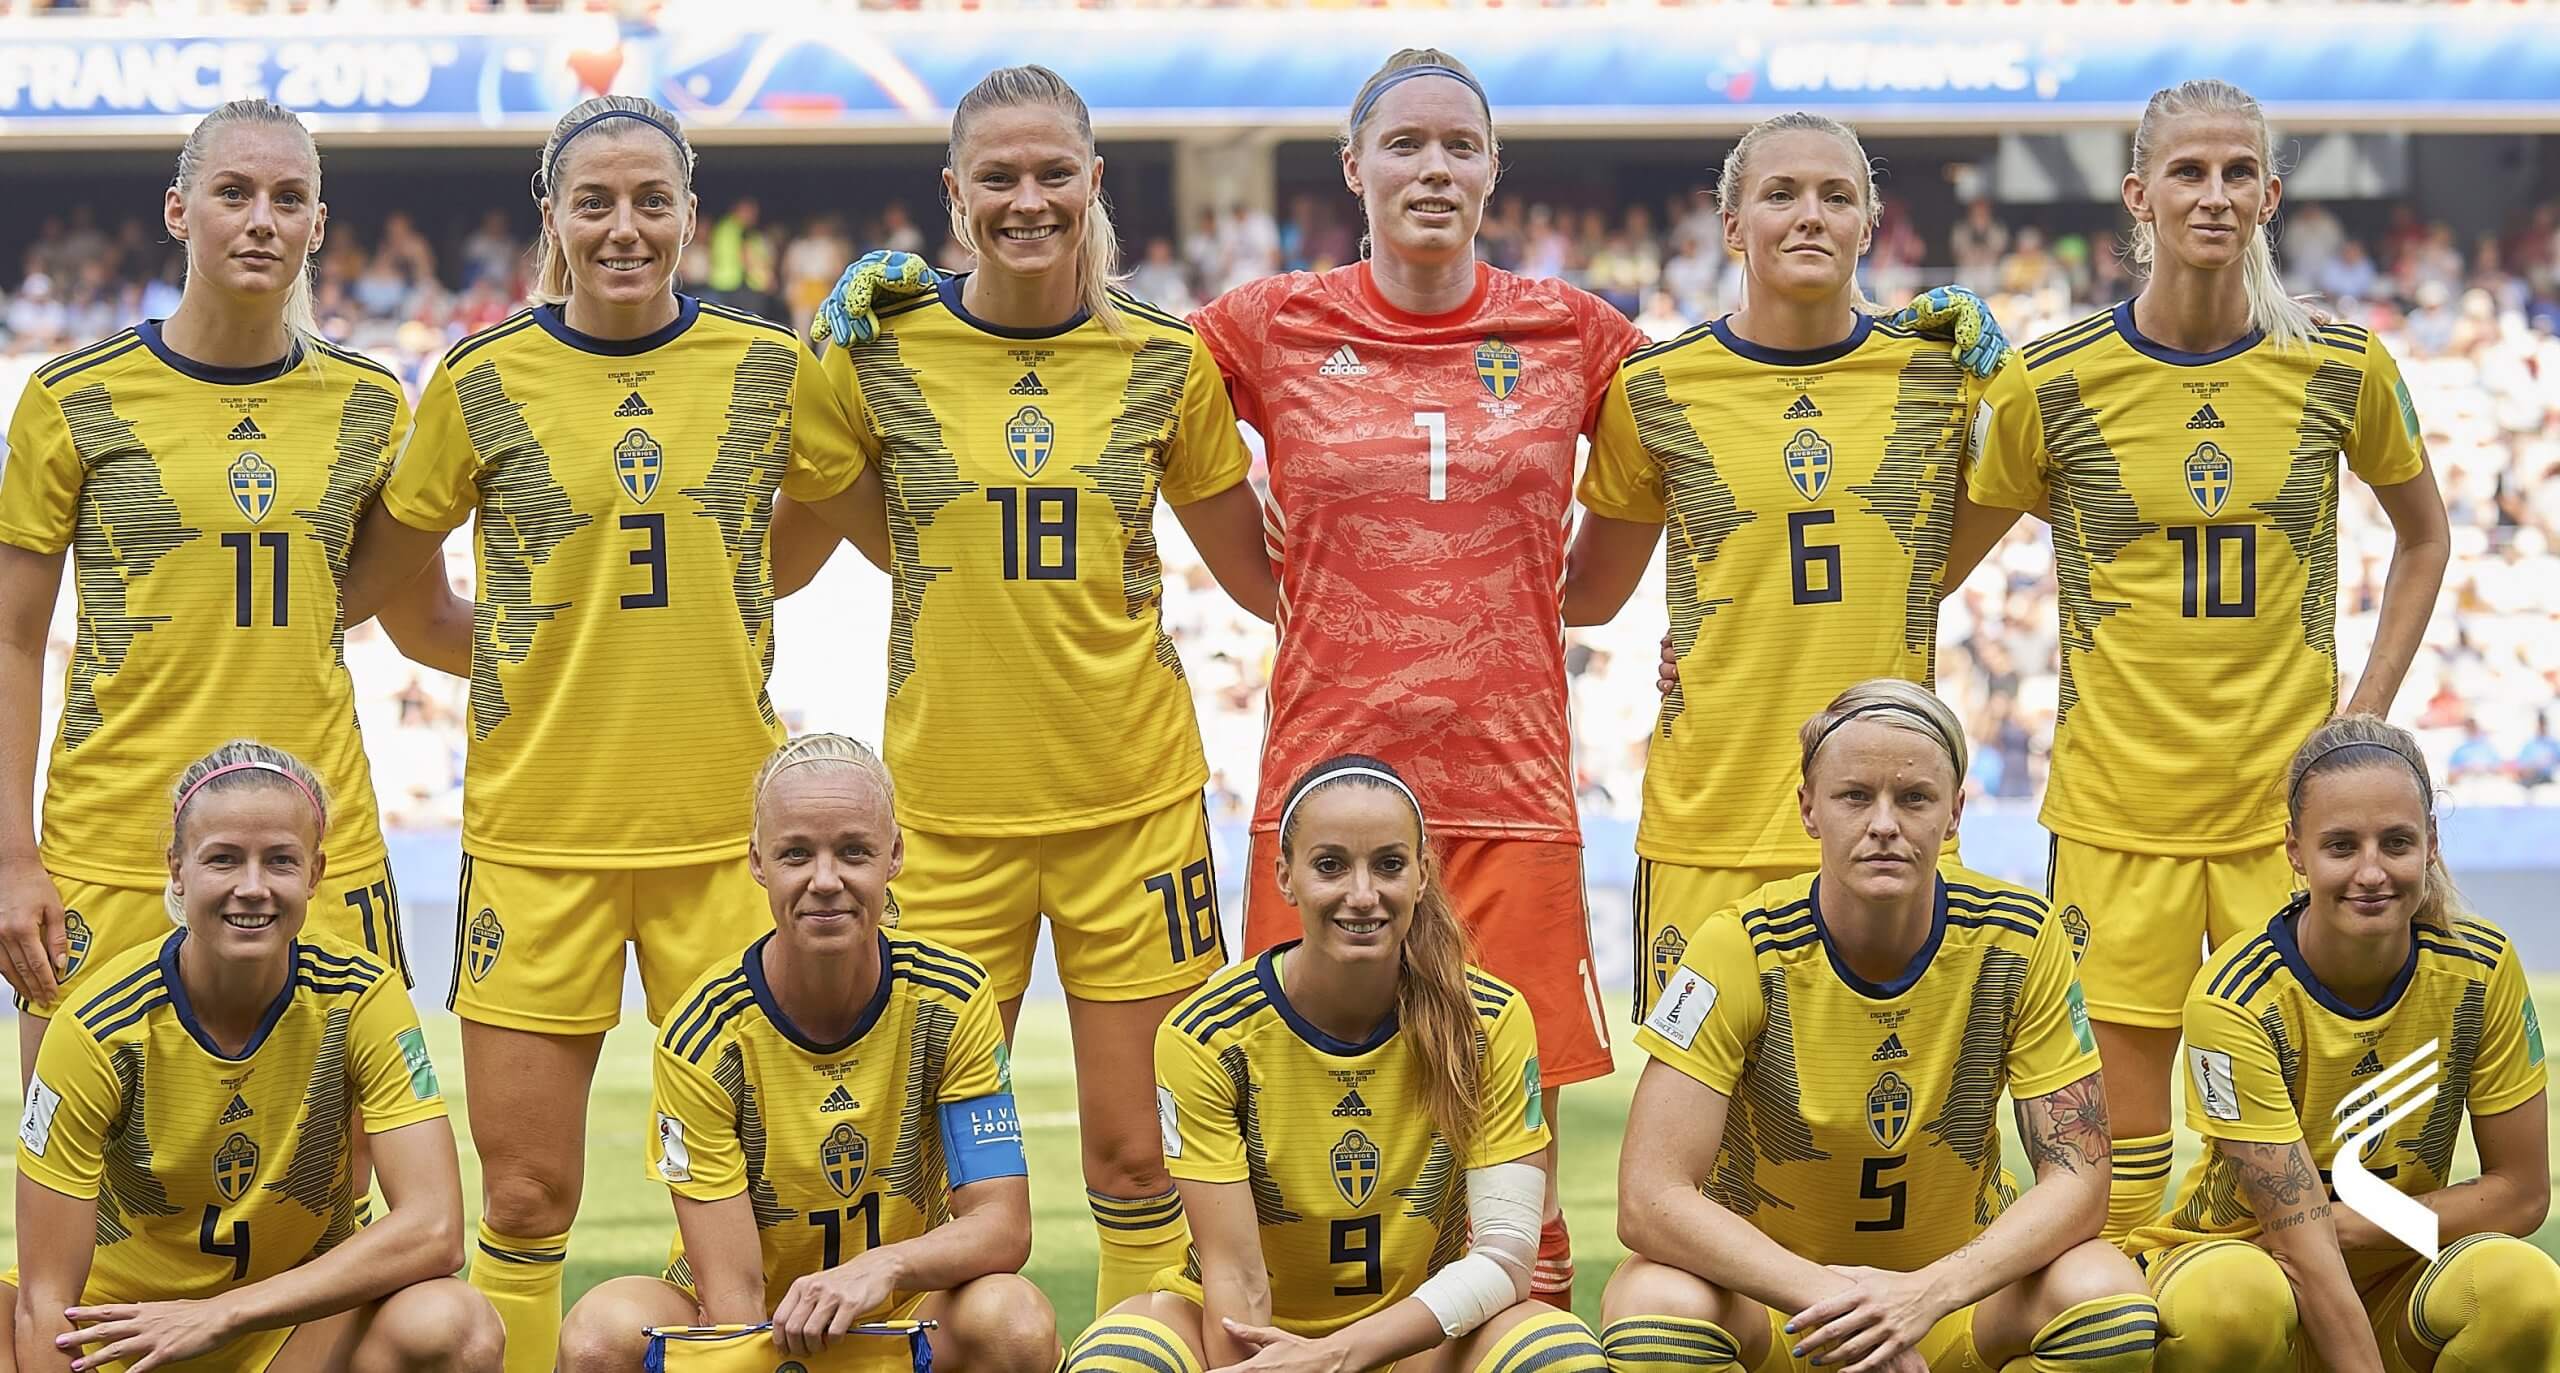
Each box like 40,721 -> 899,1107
6,990 -> 2556,1336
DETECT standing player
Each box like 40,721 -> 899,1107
2131,717 -> 2556,1372
790,66 -> 1275,1312
1567,113 -> 2011,1028
7,743 -> 500,1373
1966,79 -> 2452,1243
0,99 -> 459,1079
1064,756 -> 1606,1373
1190,50 -> 1644,1302
341,96 -> 832,1373
557,735 -> 1056,1373
1604,681 -> 2157,1373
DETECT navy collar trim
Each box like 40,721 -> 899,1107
1710,312 -> 1873,367
744,931 -> 895,1055
1809,875 -> 1949,1001
2268,899 -> 2420,1021
937,273 -> 1090,340
1257,942 -> 1399,1056
2112,298 -> 2264,367
137,320 -> 303,385
162,930 -> 300,1062
532,295 -> 701,356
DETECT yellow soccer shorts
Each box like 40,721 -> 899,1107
2048,836 -> 2296,1028
645,1302 -> 933,1372
448,853 -> 768,1034
1631,859 -> 1802,1021
891,798 -> 1222,1004
25,856 -> 409,1016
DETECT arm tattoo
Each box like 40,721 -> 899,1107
2231,1140 -> 2325,1214
2265,1203 -> 2334,1234
2018,1077 -> 2113,1177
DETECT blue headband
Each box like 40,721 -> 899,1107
540,108 -> 682,195
1350,64 -> 1490,133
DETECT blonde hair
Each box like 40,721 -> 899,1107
1716,111 -> 1885,314
750,733 -> 896,833
1798,678 -> 1970,787
2127,79 -> 2319,352
174,100 -> 324,348
1277,756 -> 1482,1161
2285,715 -> 2465,932
165,741 -> 329,924
947,66 -> 1126,337
530,95 -> 696,308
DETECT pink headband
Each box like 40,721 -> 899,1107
175,761 -> 326,838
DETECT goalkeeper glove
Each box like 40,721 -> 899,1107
814,251 -> 939,350
1887,284 -> 2012,378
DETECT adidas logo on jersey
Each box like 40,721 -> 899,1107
2352,1050 -> 2386,1078
1009,371 -> 1048,396
1332,1089 -> 1372,1118
218,1094 -> 254,1124
1784,394 -> 1822,420
615,392 -> 654,417
1872,1034 -> 1909,1062
821,1085 -> 859,1112
226,416 -> 265,441
1319,345 -> 1369,378
2187,403 -> 2225,430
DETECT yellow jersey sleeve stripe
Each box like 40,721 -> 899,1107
1172,965 -> 1265,1035
1174,977 -> 1272,1045
664,968 -> 754,1061
2416,932 -> 2499,972
698,302 -> 799,342
72,957 -> 167,1026
442,311 -> 540,370
2202,934 -> 2283,1003
38,334 -> 148,387
309,341 -> 404,385
85,983 -> 173,1040
35,328 -> 142,386
2024,322 -> 2118,372
1625,318 -> 1720,366
1107,291 -> 1195,334
887,949 -> 983,1002
1744,901 -> 1820,954
2020,307 -> 2117,364
2451,919 -> 2510,955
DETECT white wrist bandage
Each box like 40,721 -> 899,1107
1411,1159 -> 1544,1337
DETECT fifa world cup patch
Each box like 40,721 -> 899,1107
2190,1047 -> 2242,1122
1644,965 -> 1717,1051
656,1113 -> 692,1182
1156,1084 -> 1182,1159
18,1073 -> 61,1158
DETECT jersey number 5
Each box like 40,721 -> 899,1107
1856,1155 -> 1908,1232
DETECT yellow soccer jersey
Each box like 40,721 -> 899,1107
1634,866 -> 2099,1272
1581,316 -> 1980,868
1154,946 -> 1547,1338
791,278 -> 1251,835
0,325 -> 402,886
649,931 -> 1018,1313
386,299 -> 814,867
1970,305 -> 2427,853
12,933 -> 445,1302
2132,903 -> 2547,1262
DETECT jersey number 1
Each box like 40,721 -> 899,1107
1414,413 -> 1448,501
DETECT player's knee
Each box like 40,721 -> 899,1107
1472,1307 -> 1607,1373
364,1280 -> 505,1373
2413,1233 -> 2560,1357
1600,1255 -> 1729,1325
1081,1132 -> 1173,1197
1062,1313 -> 1204,1373
942,1274 -> 1060,1373
2037,1237 -> 2151,1312
556,1287 -> 656,1373
2153,1242 -> 2296,1373
477,1164 -> 580,1235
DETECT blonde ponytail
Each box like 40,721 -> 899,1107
173,100 -> 326,359
2127,79 -> 2319,352
947,65 -> 1127,338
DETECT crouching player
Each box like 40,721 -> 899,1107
1067,756 -> 1605,1373
556,735 -> 1056,1372
2134,717 -> 2558,1373
1603,681 -> 2158,1373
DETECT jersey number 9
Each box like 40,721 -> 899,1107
1329,1215 -> 1383,1297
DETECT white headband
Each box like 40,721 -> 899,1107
1277,765 -> 1425,840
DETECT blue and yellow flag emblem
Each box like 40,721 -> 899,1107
213,1131 -> 260,1203
228,453 -> 277,522
1006,406 -> 1055,479
61,910 -> 90,980
1784,428 -> 1833,501
1867,1071 -> 1913,1150
822,1122 -> 869,1199
465,909 -> 504,984
1331,1129 -> 1380,1208
2185,442 -> 2233,517
1649,926 -> 1688,997
615,428 -> 664,504
2060,905 -> 2091,964
1474,338 -> 1522,400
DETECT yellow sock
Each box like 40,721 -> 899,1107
2150,1238 -> 2297,1373
2103,1132 -> 2175,1246
470,1222 -> 569,1373
2000,1294 -> 2159,1372
1064,1314 -> 1205,1373
1599,1314 -> 1745,1372
1473,1310 -> 1608,1373
1089,1188 -> 1188,1314
2408,1232 -> 2560,1372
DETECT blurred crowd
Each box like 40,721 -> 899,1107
5,185 -> 2559,828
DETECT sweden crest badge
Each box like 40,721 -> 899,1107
1006,407 -> 1055,479
229,453 -> 277,522
823,1122 -> 869,1199
1867,1070 -> 1913,1150
615,428 -> 664,504
1331,1129 -> 1381,1208
1784,428 -> 1833,501
1474,338 -> 1522,400
2185,442 -> 2233,517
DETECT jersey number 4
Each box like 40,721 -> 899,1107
198,1204 -> 252,1279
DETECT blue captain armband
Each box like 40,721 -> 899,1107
937,1093 -> 1027,1187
